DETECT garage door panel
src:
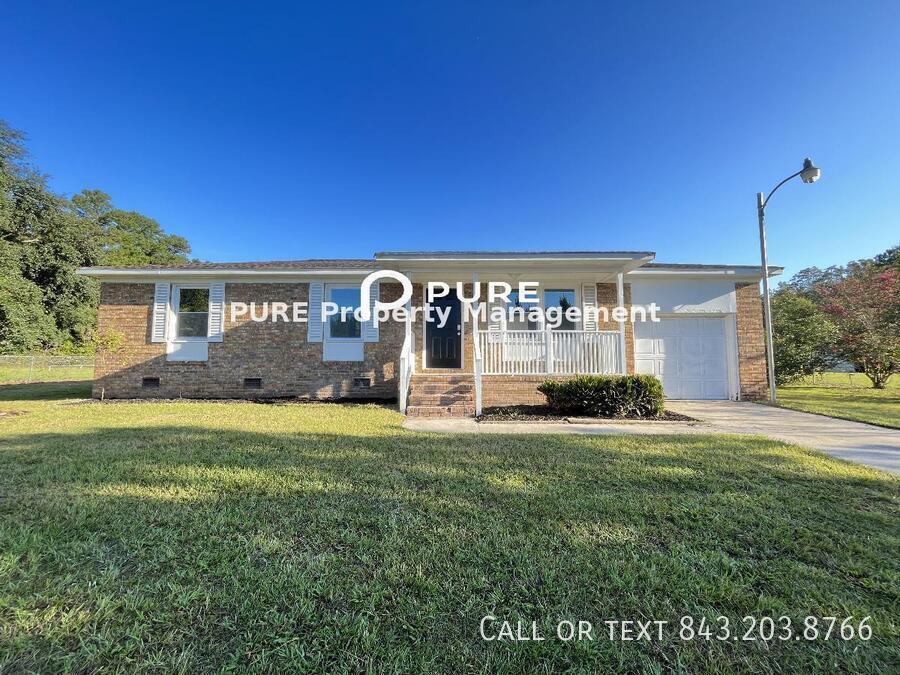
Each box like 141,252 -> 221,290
703,380 -> 728,399
659,337 -> 679,354
680,380 -> 705,399
679,359 -> 703,377
701,336 -> 724,353
633,317 -> 731,400
681,339 -> 703,357
634,337 -> 656,356
700,320 -> 725,336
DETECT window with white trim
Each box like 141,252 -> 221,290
506,290 -> 540,330
544,289 -> 577,330
326,285 -> 361,340
173,286 -> 210,340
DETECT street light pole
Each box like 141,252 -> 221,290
756,158 -> 821,404
757,191 -> 777,403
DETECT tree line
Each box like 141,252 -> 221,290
0,120 -> 193,354
773,245 -> 899,388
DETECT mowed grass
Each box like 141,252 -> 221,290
779,373 -> 900,429
0,383 -> 898,673
0,364 -> 93,384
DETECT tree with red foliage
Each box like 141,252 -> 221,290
819,267 -> 899,388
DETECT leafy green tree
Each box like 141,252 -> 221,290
72,190 -> 192,267
872,244 -> 900,273
0,241 -> 59,352
771,291 -> 837,384
1,119 -> 194,353
1,121 -> 99,351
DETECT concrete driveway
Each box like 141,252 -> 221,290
404,401 -> 900,474
666,401 -> 900,474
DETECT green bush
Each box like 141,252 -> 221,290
537,375 -> 664,418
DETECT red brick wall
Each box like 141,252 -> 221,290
735,281 -> 768,400
596,282 -> 634,373
481,376 -> 571,407
93,282 -> 404,399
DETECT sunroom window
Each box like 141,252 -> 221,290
175,287 -> 210,338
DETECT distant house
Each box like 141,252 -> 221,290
78,250 -> 778,417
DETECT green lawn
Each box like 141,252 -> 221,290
0,363 -> 93,385
1,382 -> 897,672
778,373 -> 900,429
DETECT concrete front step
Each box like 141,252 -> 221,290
406,404 -> 476,418
408,393 -> 475,406
411,383 -> 474,395
407,374 -> 477,417
411,376 -> 473,385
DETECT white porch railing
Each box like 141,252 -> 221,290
398,331 -> 415,413
479,330 -> 621,375
473,324 -> 484,416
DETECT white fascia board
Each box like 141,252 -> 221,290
376,253 -> 654,263
627,268 -> 782,281
76,268 -> 373,281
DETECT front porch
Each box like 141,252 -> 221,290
381,251 -> 645,418
402,329 -> 626,417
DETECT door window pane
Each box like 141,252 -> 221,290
329,287 -> 361,338
544,289 -> 576,330
176,288 -> 209,337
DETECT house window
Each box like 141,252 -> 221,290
327,286 -> 361,339
174,287 -> 210,338
507,290 -> 539,330
544,289 -> 577,330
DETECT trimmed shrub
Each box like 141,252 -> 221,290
537,375 -> 664,418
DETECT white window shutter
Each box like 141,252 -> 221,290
307,282 -> 324,342
207,282 -> 225,342
151,282 -> 170,342
363,282 -> 379,342
488,298 -> 503,343
582,282 -> 598,331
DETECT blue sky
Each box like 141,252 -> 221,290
4,1 -> 899,280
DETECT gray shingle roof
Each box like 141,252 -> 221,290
375,250 -> 654,258
89,259 -> 374,271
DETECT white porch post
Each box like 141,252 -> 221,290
472,271 -> 482,416
405,270 -> 413,365
616,272 -> 627,374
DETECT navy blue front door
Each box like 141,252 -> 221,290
425,296 -> 462,368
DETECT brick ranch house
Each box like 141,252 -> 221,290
78,251 -> 780,417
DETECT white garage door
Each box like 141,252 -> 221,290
634,317 -> 730,399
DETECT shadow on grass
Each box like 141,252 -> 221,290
0,380 -> 93,401
2,423 -> 898,672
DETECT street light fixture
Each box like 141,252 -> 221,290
757,157 -> 822,403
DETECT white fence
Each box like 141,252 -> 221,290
0,355 -> 94,383
479,330 -> 621,375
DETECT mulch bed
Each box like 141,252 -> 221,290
478,405 -> 697,423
